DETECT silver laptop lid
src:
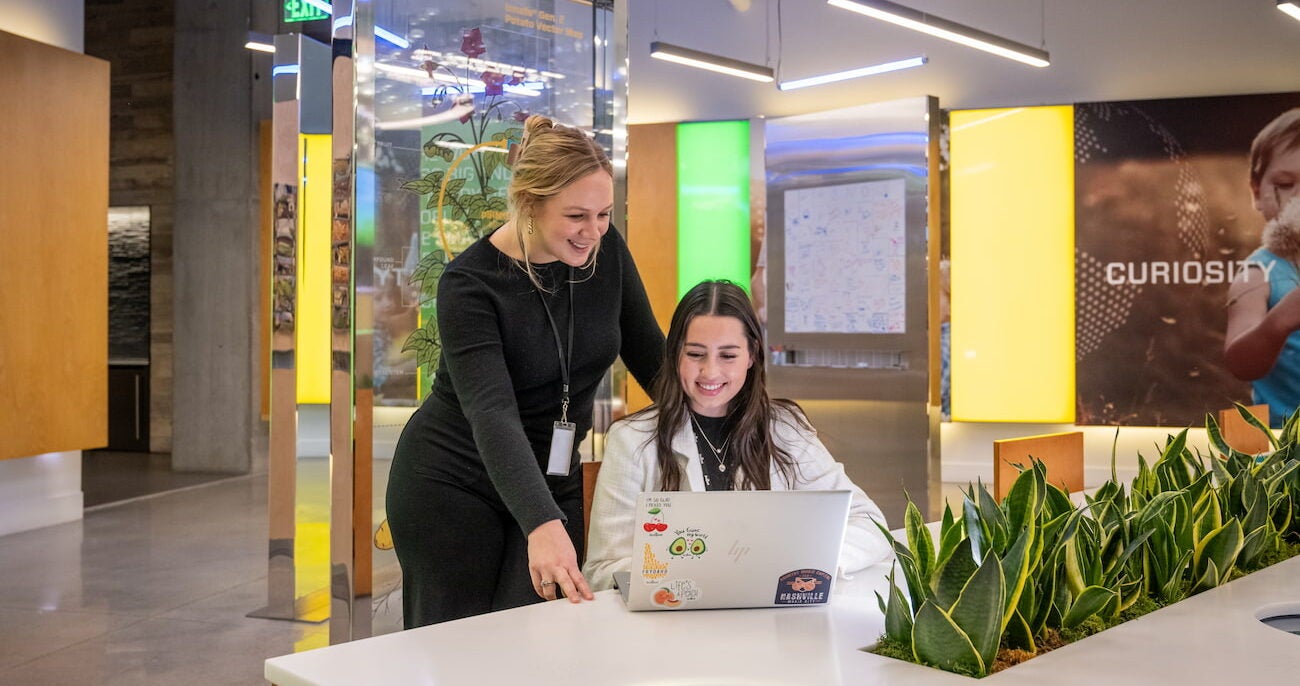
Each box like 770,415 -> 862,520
621,490 -> 851,611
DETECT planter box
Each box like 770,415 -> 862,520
860,553 -> 1300,683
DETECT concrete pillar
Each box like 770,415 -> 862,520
171,0 -> 260,472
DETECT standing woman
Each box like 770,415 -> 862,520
386,115 -> 664,627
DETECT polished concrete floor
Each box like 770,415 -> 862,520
0,474 -> 327,686
82,450 -> 236,508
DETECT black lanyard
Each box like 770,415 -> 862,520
536,268 -> 575,423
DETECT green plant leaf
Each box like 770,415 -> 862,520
977,482 -> 1010,553
1024,566 -> 1054,636
1239,524 -> 1275,570
936,504 -> 962,572
949,551 -> 1004,670
1004,462 -> 1042,537
897,544 -> 931,611
999,524 -> 1035,632
1061,584 -> 1115,629
912,600 -> 985,677
963,496 -> 985,562
1237,402 -> 1281,451
905,500 -> 935,586
1192,519 -> 1243,583
1044,482 -> 1076,519
882,570 -> 914,649
1191,557 -> 1224,595
1191,488 -> 1223,545
1003,608 -> 1036,652
933,538 -> 977,611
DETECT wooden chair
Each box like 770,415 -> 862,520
992,431 -> 1084,501
1217,404 -> 1271,455
581,460 -> 602,563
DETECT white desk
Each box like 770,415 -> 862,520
266,556 -> 1300,685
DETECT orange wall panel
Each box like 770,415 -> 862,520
0,30 -> 110,460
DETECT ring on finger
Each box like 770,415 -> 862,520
540,580 -> 555,587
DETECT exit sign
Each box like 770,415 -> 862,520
284,0 -> 329,23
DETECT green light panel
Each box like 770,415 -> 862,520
676,121 -> 751,298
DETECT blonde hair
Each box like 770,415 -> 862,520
506,115 -> 614,288
1250,108 -> 1300,190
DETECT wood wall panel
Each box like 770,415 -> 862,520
625,123 -> 677,412
0,30 -> 110,460
992,431 -> 1084,501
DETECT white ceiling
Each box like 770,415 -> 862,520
626,0 -> 1300,124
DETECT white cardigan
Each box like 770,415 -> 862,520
582,408 -> 894,591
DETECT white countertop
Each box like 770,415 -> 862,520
266,555 -> 1300,685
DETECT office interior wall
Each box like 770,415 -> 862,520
0,30 -> 109,461
0,20 -> 104,534
0,0 -> 82,52
85,0 -> 177,454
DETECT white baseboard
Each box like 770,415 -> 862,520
0,451 -> 84,537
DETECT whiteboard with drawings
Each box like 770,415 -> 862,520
783,178 -> 906,334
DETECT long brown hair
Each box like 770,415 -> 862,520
644,280 -> 806,491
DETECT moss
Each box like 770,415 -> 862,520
870,635 -> 912,663
869,636 -> 981,679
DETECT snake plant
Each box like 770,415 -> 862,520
874,406 -> 1300,678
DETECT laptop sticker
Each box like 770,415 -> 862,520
641,506 -> 668,536
653,579 -> 702,608
666,528 -> 708,557
774,569 -> 832,605
641,543 -> 669,582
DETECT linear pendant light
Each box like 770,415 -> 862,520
650,41 -> 776,82
1281,1 -> 1300,21
778,55 -> 927,90
828,0 -> 1050,68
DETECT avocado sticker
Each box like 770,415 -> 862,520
666,527 -> 708,558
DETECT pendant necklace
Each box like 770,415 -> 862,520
689,412 -> 730,472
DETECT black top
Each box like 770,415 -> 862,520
399,227 -> 664,533
690,411 -> 734,491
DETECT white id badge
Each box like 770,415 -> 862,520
546,421 -> 577,476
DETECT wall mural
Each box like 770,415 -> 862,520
1074,91 -> 1300,426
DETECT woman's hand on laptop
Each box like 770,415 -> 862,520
528,519 -> 595,603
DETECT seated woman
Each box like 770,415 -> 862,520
583,280 -> 893,590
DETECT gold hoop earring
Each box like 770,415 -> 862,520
527,216 -> 535,235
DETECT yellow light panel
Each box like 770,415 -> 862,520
950,106 -> 1075,422
297,133 -> 332,404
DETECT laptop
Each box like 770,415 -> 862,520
612,490 -> 851,611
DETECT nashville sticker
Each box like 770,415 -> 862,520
774,569 -> 831,605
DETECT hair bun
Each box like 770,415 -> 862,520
507,115 -> 557,168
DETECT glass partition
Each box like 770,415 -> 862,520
354,0 -> 615,637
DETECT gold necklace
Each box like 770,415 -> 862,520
689,412 -> 730,472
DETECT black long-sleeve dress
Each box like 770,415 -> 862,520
386,227 -> 663,627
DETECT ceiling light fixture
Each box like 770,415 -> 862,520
649,41 -> 775,82
778,55 -> 927,90
827,0 -> 1050,68
1280,1 -> 1300,21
